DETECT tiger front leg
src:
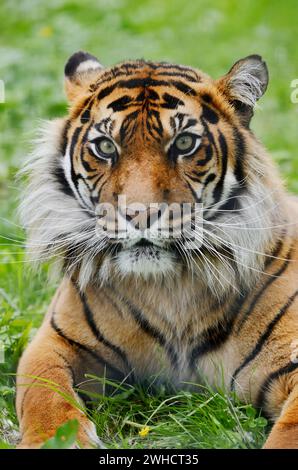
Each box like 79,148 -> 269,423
16,323 -> 102,449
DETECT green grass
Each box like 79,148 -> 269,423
82,382 -> 268,449
0,0 -> 297,449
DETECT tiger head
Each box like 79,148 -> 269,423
21,51 -> 283,292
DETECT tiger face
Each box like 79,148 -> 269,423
22,51 -> 277,290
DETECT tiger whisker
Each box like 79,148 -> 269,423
179,229 -> 241,296
179,225 -> 290,281
204,187 -> 279,213
202,222 -> 291,263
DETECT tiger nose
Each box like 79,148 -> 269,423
123,205 -> 165,230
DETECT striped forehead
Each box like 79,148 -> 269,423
90,78 -> 204,144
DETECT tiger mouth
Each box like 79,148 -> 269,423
134,239 -> 157,248
110,238 -> 180,260
109,237 -> 181,277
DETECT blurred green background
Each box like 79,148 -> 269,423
0,0 -> 297,448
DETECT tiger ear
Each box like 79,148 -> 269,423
64,51 -> 103,102
217,55 -> 269,126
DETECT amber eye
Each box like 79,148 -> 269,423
171,133 -> 201,159
96,138 -> 116,156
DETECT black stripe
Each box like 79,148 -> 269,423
53,165 -> 73,197
90,173 -> 105,193
205,186 -> 244,220
235,248 -> 293,333
95,69 -> 135,89
170,80 -> 197,96
189,292 -> 248,368
93,61 -> 199,90
108,95 -> 133,112
69,125 -> 83,180
169,116 -> 177,133
201,104 -> 219,124
88,173 -> 104,187
256,361 -> 298,414
111,287 -> 178,368
95,117 -> 112,134
203,118 -> 219,153
80,158 -> 96,173
156,62 -> 199,78
175,112 -> 185,130
201,93 -> 212,103
184,118 -> 198,130
233,127 -> 246,184
136,89 -> 146,103
120,110 -> 139,144
146,115 -> 154,139
98,84 -> 117,101
198,117 -> 218,168
212,130 -> 228,204
117,77 -> 169,89
147,88 -> 160,100
73,96 -> 93,118
161,92 -> 184,109
99,77 -> 197,98
81,121 -> 93,144
79,95 -> 96,123
50,314 -> 123,378
204,173 -> 216,184
157,71 -> 198,82
149,109 -> 163,138
231,290 -> 298,390
60,119 -> 71,155
91,180 -> 106,205
68,125 -> 92,209
191,169 -> 211,179
80,109 -> 90,123
80,121 -> 96,173
185,172 -> 204,183
75,285 -> 131,371
189,319 -> 234,367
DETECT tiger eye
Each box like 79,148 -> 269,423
98,139 -> 116,155
175,134 -> 194,151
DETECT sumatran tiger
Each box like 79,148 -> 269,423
16,51 -> 298,449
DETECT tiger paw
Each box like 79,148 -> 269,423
17,418 -> 104,449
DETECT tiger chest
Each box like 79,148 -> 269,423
128,331 -> 238,392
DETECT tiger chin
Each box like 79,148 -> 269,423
16,51 -> 298,449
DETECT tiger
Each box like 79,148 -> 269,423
16,51 -> 298,449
